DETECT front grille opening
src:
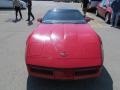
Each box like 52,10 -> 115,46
30,66 -> 53,75
28,65 -> 100,77
75,68 -> 99,76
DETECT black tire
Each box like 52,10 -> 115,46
105,13 -> 111,24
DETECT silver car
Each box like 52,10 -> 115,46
0,0 -> 26,9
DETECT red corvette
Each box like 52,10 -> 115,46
26,8 -> 103,80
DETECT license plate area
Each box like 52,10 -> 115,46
54,70 -> 74,78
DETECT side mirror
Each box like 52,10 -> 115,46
85,17 -> 91,22
37,18 -> 42,23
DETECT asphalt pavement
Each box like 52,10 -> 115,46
0,1 -> 120,90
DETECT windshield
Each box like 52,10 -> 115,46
42,9 -> 86,24
109,0 -> 114,5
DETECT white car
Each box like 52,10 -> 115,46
0,0 -> 26,9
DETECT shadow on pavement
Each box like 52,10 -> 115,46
0,8 -> 26,11
5,18 -> 22,23
0,8 -> 14,11
28,21 -> 33,26
27,67 -> 113,90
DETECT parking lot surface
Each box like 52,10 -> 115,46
0,1 -> 120,90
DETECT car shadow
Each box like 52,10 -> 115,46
27,21 -> 33,26
87,8 -> 96,13
0,8 -> 14,11
0,8 -> 26,11
5,18 -> 22,23
27,66 -> 113,90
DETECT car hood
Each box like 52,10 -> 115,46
27,24 -> 102,59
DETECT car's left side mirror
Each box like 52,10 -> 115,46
37,18 -> 42,23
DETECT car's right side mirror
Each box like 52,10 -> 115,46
85,17 -> 91,22
37,18 -> 42,23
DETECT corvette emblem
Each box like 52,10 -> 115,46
59,52 -> 67,57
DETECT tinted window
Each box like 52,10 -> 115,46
109,0 -> 114,5
42,9 -> 86,24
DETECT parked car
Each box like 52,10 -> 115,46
73,0 -> 81,3
87,0 -> 102,10
96,0 -> 113,23
26,8 -> 103,80
0,0 -> 26,9
80,0 -> 101,11
22,0 -> 27,3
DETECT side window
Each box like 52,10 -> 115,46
100,0 -> 104,6
100,0 -> 106,6
109,0 -> 113,6
103,0 -> 107,7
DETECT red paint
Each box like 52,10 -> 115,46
26,24 -> 103,80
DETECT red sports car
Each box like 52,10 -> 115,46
26,8 -> 103,80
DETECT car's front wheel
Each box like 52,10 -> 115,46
105,13 -> 111,24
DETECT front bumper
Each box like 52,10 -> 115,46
27,65 -> 102,80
